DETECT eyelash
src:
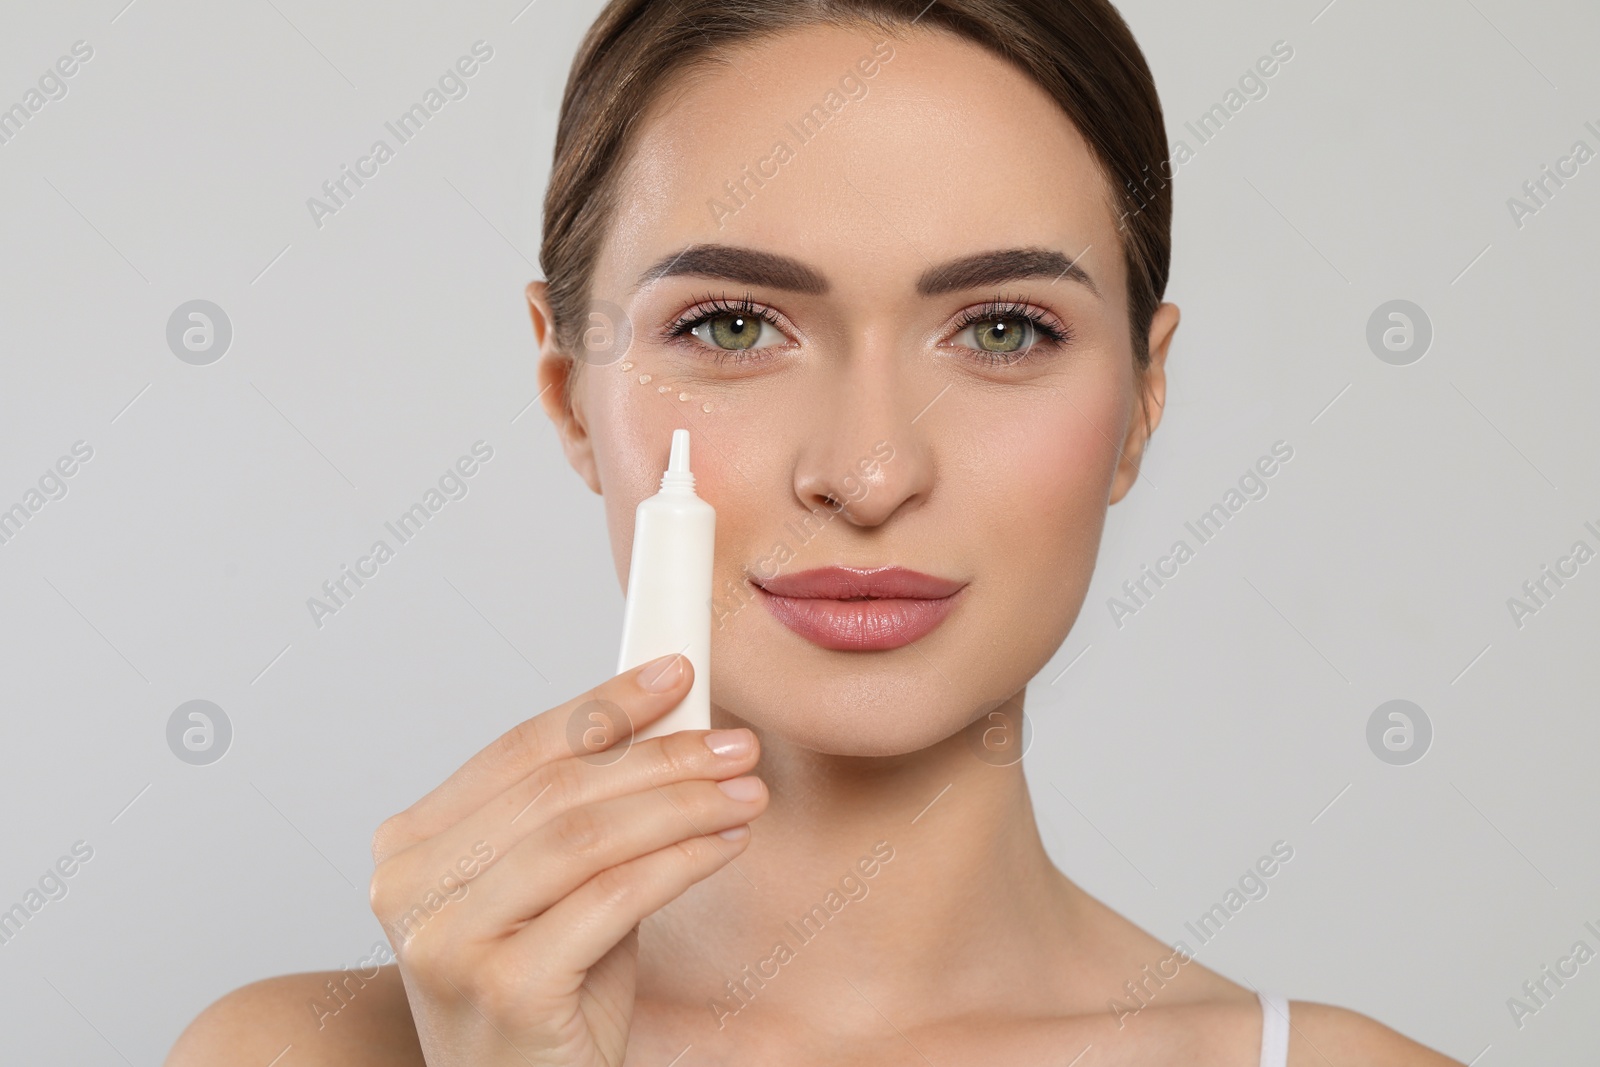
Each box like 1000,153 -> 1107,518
949,297 -> 1072,366
663,293 -> 790,366
662,291 -> 1072,367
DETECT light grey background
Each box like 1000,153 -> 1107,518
1,0 -> 1595,1061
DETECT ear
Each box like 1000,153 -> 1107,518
527,280 -> 602,495
1110,301 -> 1178,505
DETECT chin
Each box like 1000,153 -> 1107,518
722,667 -> 969,757
709,622 -> 1041,758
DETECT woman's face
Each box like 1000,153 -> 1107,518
535,22 -> 1176,756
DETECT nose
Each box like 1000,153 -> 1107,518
791,348 -> 934,527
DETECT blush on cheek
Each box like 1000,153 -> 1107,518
980,412 -> 1115,663
1015,433 -> 1110,553
994,392 -> 1124,510
1066,398 -> 1127,500
970,395 -> 1122,618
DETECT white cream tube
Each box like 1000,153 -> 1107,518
616,428 -> 715,740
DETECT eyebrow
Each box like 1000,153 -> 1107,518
634,245 -> 828,295
918,247 -> 1101,300
633,244 -> 1101,300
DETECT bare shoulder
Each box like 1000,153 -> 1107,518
1288,1001 -> 1464,1066
165,963 -> 423,1067
1057,879 -> 1463,1065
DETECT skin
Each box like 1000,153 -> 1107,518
168,22 -> 1462,1067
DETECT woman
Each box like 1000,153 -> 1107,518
170,1 -> 1462,1063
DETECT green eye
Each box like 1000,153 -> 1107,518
970,317 -> 1034,354
950,301 -> 1070,366
694,313 -> 768,351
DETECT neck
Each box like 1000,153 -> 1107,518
641,693 -> 1079,1035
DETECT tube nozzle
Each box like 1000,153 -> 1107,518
660,428 -> 695,491
668,428 -> 690,473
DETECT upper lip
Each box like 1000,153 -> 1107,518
750,566 -> 965,600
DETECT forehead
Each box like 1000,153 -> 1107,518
592,22 -> 1124,304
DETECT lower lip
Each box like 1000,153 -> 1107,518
753,585 -> 963,651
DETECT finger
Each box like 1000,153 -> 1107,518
506,825 -> 753,988
372,722 -> 758,929
375,654 -> 693,856
448,773 -> 766,935
420,719 -> 757,869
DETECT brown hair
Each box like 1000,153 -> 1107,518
541,0 -> 1171,398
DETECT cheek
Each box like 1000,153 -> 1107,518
588,365 -> 775,590
589,369 -> 687,585
975,387 -> 1125,529
962,381 -> 1127,615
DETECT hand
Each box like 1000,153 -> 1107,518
369,654 -> 764,1066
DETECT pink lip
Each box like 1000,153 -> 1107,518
750,566 -> 966,651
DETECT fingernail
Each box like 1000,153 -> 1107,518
716,775 -> 762,802
638,654 -> 684,692
705,729 -> 752,758
717,825 -> 750,842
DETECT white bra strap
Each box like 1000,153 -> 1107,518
1257,991 -> 1291,1067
